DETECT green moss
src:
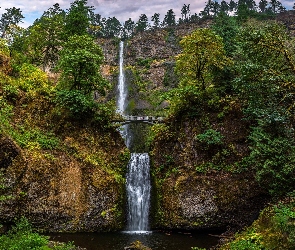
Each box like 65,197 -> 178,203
220,194 -> 295,249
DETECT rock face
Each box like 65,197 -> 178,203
0,137 -> 20,169
0,126 -> 129,232
150,110 -> 269,231
98,21 -> 270,232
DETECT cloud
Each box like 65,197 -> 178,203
0,0 -> 293,27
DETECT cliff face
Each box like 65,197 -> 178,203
150,111 -> 269,230
98,21 -> 270,231
0,87 -> 129,232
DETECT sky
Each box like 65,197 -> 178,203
0,0 -> 294,28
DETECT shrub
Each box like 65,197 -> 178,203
0,217 -> 74,250
55,90 -> 97,119
243,126 -> 295,195
17,63 -> 51,95
196,129 -> 224,149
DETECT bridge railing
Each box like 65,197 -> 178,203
112,115 -> 165,124
122,115 -> 164,122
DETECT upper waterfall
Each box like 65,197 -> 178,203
117,41 -> 127,114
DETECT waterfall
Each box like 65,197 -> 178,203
117,41 -> 127,114
126,153 -> 151,232
117,41 -> 151,233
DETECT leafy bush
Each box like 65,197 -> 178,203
17,63 -> 52,95
12,127 -> 59,150
196,129 -> 224,149
55,90 -> 97,118
0,217 -> 74,250
0,97 -> 13,134
221,195 -> 295,250
243,126 -> 295,195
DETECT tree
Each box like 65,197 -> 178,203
181,4 -> 190,22
28,3 -> 65,69
135,14 -> 149,32
0,7 -> 24,40
233,21 -> 295,195
258,0 -> 268,12
212,12 -> 238,56
162,9 -> 176,27
56,35 -> 108,117
236,0 -> 257,22
57,34 -> 106,95
88,13 -> 103,37
220,0 -> 229,13
151,13 -> 160,29
103,17 -> 121,37
229,0 -> 237,12
122,18 -> 135,39
64,0 -> 94,37
175,28 -> 230,90
268,0 -> 284,14
211,1 -> 221,16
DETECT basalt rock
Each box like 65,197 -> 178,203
0,136 -> 21,169
0,126 -> 129,233
151,108 -> 270,231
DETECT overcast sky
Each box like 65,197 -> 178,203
0,0 -> 294,28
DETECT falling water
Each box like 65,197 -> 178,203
116,41 -> 151,233
117,41 -> 127,114
126,153 -> 151,232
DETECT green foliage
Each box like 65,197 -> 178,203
55,90 -> 97,118
233,20 -> 295,196
17,63 -> 52,95
211,13 -> 238,56
135,14 -> 149,33
0,97 -> 13,134
56,34 -> 110,120
196,129 -> 224,148
176,28 -> 231,90
57,34 -> 106,95
0,7 -> 24,41
243,126 -> 295,195
136,57 -> 152,69
93,101 -> 117,126
0,217 -> 74,250
64,0 -> 93,37
221,195 -> 295,249
12,126 -> 59,150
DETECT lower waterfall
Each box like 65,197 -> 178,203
126,153 -> 151,232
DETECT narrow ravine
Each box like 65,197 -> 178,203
117,41 -> 151,233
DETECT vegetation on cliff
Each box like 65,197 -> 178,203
148,8 -> 295,250
0,0 -> 129,235
0,0 -> 295,249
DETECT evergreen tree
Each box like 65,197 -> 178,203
135,14 -> 149,32
103,17 -> 121,37
0,7 -> 24,40
162,9 -> 176,27
122,18 -> 135,39
151,13 -> 160,28
181,4 -> 190,22
64,0 -> 94,37
258,0 -> 268,12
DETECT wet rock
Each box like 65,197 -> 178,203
124,240 -> 152,250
